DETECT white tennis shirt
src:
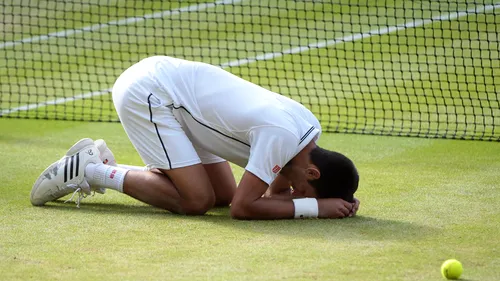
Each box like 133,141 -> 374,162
137,56 -> 321,184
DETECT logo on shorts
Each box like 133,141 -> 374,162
272,165 -> 281,174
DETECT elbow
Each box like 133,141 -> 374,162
230,200 -> 251,220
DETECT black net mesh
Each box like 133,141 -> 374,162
1,0 -> 498,140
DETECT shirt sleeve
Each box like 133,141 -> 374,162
245,127 -> 302,185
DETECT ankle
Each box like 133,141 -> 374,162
85,163 -> 129,192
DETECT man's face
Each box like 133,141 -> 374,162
281,139 -> 320,198
289,163 -> 320,198
291,180 -> 316,198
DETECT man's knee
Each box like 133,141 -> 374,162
182,189 -> 216,215
215,193 -> 233,207
159,164 -> 216,215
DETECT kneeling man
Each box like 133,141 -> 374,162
31,56 -> 360,220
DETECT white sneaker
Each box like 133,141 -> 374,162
31,138 -> 101,207
93,139 -> 117,194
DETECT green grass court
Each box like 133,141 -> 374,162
0,119 -> 499,280
0,0 -> 499,280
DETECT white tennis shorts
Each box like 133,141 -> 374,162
111,57 -> 225,170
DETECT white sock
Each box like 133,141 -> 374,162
118,164 -> 146,171
85,163 -> 129,193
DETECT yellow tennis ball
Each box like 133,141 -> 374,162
441,259 -> 463,280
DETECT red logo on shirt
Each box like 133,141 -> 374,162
272,165 -> 281,174
110,169 -> 117,179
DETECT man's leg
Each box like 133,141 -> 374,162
119,164 -> 215,215
108,70 -> 220,215
88,161 -> 234,212
95,141 -> 234,211
203,161 -> 236,207
84,122 -> 217,214
30,138 -> 216,215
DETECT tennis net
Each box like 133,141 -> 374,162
1,0 -> 498,140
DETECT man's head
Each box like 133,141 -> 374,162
282,144 -> 359,202
307,147 -> 359,202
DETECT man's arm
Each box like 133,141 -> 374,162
232,171 -> 294,219
266,175 -> 361,215
231,171 -> 354,220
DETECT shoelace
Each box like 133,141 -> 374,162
63,181 -> 92,208
64,187 -> 87,208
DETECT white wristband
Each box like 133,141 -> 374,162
292,198 -> 319,219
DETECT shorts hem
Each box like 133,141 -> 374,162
200,158 -> 226,165
146,159 -> 202,170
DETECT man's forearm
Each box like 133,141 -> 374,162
231,196 -> 296,220
232,171 -> 296,220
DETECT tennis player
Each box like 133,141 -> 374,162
31,56 -> 360,220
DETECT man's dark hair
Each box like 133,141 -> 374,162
308,147 -> 359,202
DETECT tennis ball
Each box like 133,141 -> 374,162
441,259 -> 463,280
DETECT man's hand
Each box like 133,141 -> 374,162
349,198 -> 360,217
317,198 -> 354,219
